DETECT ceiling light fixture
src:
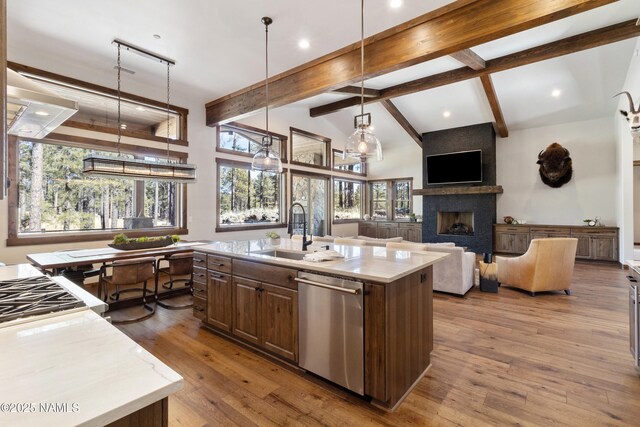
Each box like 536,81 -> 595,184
390,0 -> 403,8
344,0 -> 382,163
35,111 -> 50,116
443,111 -> 451,118
252,17 -> 283,173
83,40 -> 196,182
298,39 -> 310,49
551,89 -> 562,98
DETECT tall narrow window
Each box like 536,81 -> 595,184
394,180 -> 411,219
291,173 -> 329,236
370,182 -> 388,220
217,160 -> 282,230
333,179 -> 362,221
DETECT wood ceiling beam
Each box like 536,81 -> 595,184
332,86 -> 381,97
479,75 -> 508,137
205,0 -> 615,126
450,48 -> 486,70
380,100 -> 422,148
310,19 -> 640,117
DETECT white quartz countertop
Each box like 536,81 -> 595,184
196,238 -> 448,283
627,260 -> 640,275
0,309 -> 183,427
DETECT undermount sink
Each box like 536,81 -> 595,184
253,249 -> 307,261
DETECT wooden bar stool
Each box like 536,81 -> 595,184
99,257 -> 156,324
154,253 -> 194,310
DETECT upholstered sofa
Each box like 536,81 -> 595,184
421,243 -> 476,296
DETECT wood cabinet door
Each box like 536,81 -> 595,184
406,227 -> 422,243
207,272 -> 232,332
358,222 -> 377,238
377,225 -> 398,239
513,233 -> 530,253
591,236 -> 617,261
574,235 -> 592,259
232,277 -> 261,345
261,283 -> 298,362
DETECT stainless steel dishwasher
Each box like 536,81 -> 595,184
296,271 -> 364,395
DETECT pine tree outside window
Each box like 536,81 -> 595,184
333,179 -> 363,222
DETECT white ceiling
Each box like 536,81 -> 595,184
7,0 -> 640,142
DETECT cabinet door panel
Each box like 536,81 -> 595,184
207,272 -> 232,332
574,236 -> 591,259
592,237 -> 617,261
513,234 -> 530,253
261,283 -> 298,362
233,277 -> 261,345
377,225 -> 398,239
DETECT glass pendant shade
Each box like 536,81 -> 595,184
251,147 -> 283,173
345,126 -> 382,161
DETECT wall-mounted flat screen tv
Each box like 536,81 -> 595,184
426,149 -> 482,185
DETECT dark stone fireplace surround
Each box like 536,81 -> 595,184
421,123 -> 497,254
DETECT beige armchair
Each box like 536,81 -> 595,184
496,238 -> 578,296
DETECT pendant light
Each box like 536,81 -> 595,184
344,0 -> 382,162
251,17 -> 283,173
83,39 -> 197,182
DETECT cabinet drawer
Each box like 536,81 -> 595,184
193,266 -> 207,284
208,254 -> 232,273
571,229 -> 617,237
378,222 -> 397,228
497,226 -> 528,233
193,281 -> 207,299
193,252 -> 207,267
193,296 -> 206,320
233,259 -> 298,290
530,227 -> 568,234
398,223 -> 421,229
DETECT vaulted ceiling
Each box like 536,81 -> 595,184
7,0 -> 640,144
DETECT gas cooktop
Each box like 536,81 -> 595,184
0,275 -> 86,324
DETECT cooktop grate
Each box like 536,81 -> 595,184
0,276 -> 85,324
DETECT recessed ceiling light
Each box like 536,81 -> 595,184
443,111 -> 451,118
153,34 -> 161,39
298,39 -> 310,49
120,124 -> 127,129
390,0 -> 403,8
552,89 -> 562,98
136,106 -> 146,111
19,129 -> 33,133
35,111 -> 50,116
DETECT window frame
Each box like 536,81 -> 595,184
6,136 -> 188,246
215,158 -> 287,233
290,170 -> 332,236
216,121 -> 288,163
366,177 -> 413,221
289,127 -> 331,171
331,149 -> 367,177
332,177 -> 365,224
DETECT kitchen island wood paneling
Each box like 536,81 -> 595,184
191,239 -> 445,411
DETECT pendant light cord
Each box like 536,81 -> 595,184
265,19 -> 270,149
360,0 -> 364,119
166,61 -> 171,161
116,43 -> 122,155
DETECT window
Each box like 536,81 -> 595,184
332,149 -> 366,176
16,140 -> 179,235
290,127 -> 331,169
333,179 -> 363,222
394,180 -> 411,219
216,160 -> 283,231
368,178 -> 413,220
217,122 -> 287,162
370,182 -> 388,220
291,173 -> 330,236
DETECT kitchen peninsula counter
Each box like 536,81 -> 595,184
193,238 -> 447,411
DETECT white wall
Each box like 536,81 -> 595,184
616,38 -> 640,262
496,117 -> 617,227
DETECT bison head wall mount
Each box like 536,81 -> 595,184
537,143 -> 572,188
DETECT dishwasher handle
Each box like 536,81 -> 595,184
295,277 -> 361,295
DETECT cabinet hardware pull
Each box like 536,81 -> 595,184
295,278 -> 361,295
211,274 -> 225,280
194,259 -> 205,263
195,273 -> 205,277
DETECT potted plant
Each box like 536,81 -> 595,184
266,231 -> 281,245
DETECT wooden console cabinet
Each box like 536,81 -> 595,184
358,221 -> 422,243
493,224 -> 619,262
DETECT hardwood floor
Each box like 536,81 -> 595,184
116,261 -> 640,426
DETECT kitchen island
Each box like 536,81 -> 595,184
191,239 -> 447,411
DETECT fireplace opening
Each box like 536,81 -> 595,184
438,211 -> 474,236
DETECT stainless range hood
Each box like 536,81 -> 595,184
6,68 -> 78,139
